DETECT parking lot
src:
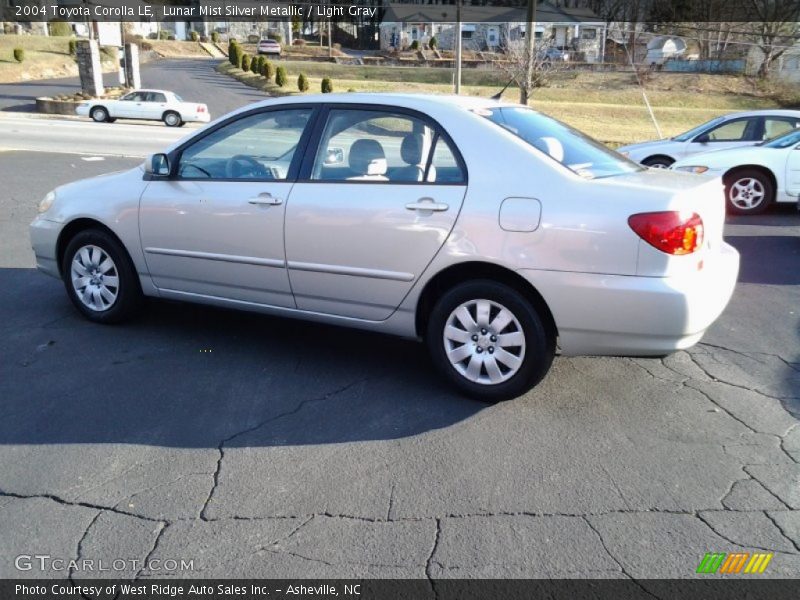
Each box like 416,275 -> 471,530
0,147 -> 797,583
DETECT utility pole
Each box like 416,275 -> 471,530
521,0 -> 537,105
454,0 -> 462,94
327,0 -> 333,58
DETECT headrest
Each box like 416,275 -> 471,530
349,139 -> 387,176
401,133 -> 425,165
535,136 -> 565,163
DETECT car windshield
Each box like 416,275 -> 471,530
672,117 -> 725,142
759,128 -> 800,148
478,106 -> 641,179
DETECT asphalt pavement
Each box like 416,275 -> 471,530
0,58 -> 267,119
1,150 -> 799,582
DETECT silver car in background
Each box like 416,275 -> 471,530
30,94 -> 739,401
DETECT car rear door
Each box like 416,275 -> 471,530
141,92 -> 168,120
283,105 -> 468,320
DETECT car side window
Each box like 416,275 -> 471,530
427,135 -> 465,184
311,109 -> 459,183
149,92 -> 167,103
122,92 -> 144,102
700,118 -> 757,142
177,108 -> 312,180
763,117 -> 798,140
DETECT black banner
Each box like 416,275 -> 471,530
2,0 -> 800,23
3,579 -> 800,600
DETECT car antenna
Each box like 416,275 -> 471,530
491,78 -> 516,101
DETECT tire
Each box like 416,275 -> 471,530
723,169 -> 773,215
426,280 -> 555,402
90,106 -> 109,123
642,156 -> 674,169
61,229 -> 143,324
163,111 -> 182,127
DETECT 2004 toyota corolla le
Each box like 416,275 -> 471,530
30,94 -> 740,401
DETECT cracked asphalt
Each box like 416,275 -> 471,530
0,151 -> 799,584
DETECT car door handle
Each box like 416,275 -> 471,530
405,199 -> 449,212
248,193 -> 282,206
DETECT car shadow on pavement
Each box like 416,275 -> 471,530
0,269 -> 485,449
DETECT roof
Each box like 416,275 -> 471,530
381,1 -> 603,24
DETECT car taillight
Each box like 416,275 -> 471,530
197,105 -> 206,113
628,211 -> 704,255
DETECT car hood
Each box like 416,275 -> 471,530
55,165 -> 145,198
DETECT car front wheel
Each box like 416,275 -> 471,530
163,111 -> 182,127
62,229 -> 142,324
642,156 -> 674,169
724,169 -> 773,215
90,106 -> 109,123
427,281 -> 555,402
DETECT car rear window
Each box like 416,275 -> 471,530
477,106 -> 641,179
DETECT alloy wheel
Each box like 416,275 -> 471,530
443,299 -> 526,385
729,177 -> 765,210
71,245 -> 119,312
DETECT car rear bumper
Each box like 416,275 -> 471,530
185,113 -> 211,123
519,242 -> 740,356
29,216 -> 63,279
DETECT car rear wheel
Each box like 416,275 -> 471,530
426,280 -> 555,402
62,229 -> 142,324
724,169 -> 773,215
163,111 -> 182,127
90,106 -> 109,123
642,156 -> 674,169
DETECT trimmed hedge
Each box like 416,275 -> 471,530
297,73 -> 309,92
261,60 -> 274,81
321,77 -> 333,93
275,66 -> 287,87
13,47 -> 24,63
240,53 -> 251,72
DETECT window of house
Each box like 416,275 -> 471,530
581,28 -> 597,39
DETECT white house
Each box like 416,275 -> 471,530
379,2 -> 606,62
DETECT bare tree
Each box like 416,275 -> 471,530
498,38 -> 563,103
743,0 -> 800,78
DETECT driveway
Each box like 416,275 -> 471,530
0,150 -> 798,584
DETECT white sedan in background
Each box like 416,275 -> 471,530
76,89 -> 211,127
672,127 -> 800,215
618,109 -> 800,168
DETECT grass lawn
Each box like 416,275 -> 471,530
0,34 -> 123,83
219,61 -> 794,145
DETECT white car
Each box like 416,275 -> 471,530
257,38 -> 281,56
31,94 -> 739,401
618,109 -> 800,168
76,89 -> 211,127
672,127 -> 800,215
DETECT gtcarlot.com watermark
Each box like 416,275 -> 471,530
15,554 -> 194,573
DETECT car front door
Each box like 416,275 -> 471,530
139,106 -> 317,307
284,106 -> 468,320
686,116 -> 761,158
113,91 -> 146,119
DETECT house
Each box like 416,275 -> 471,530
379,1 -> 606,62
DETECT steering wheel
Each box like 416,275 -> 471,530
225,155 -> 270,179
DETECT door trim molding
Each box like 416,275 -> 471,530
287,260 -> 414,282
145,247 -> 285,268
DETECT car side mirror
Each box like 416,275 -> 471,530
695,133 -> 710,144
145,153 -> 170,176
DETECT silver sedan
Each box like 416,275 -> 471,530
30,94 -> 739,401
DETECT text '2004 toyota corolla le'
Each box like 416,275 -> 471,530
30,94 -> 740,401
